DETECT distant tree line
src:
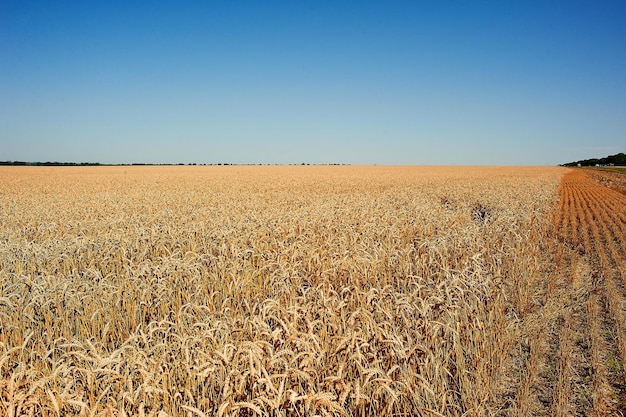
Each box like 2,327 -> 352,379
561,152 -> 626,167
0,161 -> 102,166
0,161 -> 351,166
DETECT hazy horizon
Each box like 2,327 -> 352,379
2,1 -> 625,166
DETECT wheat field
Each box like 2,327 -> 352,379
2,165 -> 622,416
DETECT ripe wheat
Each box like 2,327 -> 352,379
2,165 -> 600,416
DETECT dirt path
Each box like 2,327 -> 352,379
510,169 -> 626,416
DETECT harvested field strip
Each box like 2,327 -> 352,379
507,168 -> 626,417
552,170 -> 626,416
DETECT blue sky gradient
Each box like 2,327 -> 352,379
1,1 -> 625,165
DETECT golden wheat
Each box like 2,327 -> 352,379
5,165 -> 616,416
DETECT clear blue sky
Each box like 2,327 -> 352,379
1,1 -> 625,165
